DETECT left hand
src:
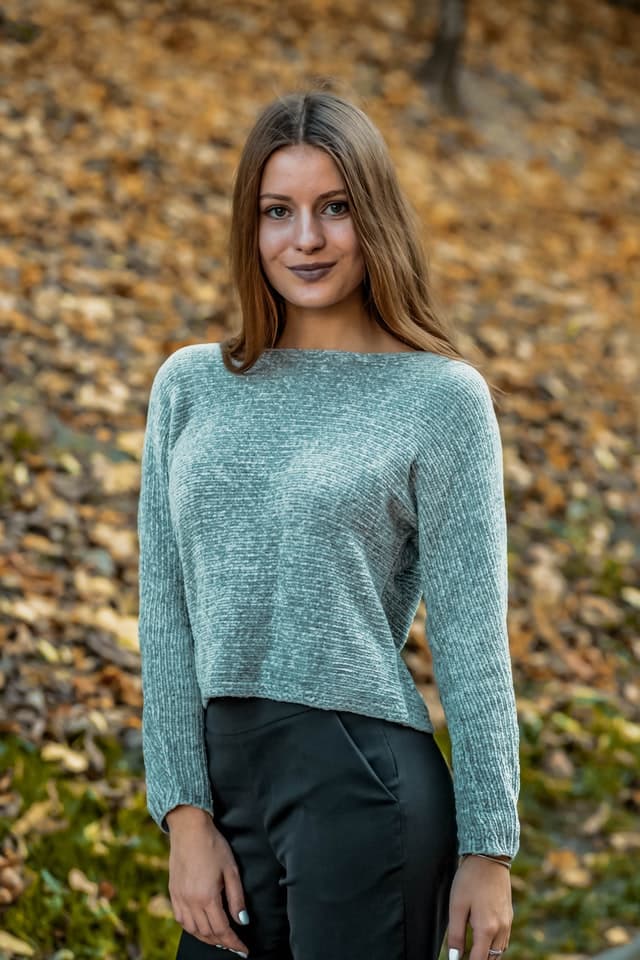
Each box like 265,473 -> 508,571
446,856 -> 513,960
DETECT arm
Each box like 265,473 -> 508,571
416,363 -> 520,860
137,358 -> 214,834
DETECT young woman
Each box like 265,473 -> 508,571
137,88 -> 520,960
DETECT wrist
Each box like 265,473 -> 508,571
460,850 -> 513,863
459,852 -> 513,869
165,805 -> 215,831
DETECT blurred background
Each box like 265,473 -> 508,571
0,1 -> 639,958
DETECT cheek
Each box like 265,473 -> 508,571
332,221 -> 362,258
258,225 -> 268,259
258,222 -> 282,259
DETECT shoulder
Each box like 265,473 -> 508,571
417,356 -> 495,427
148,342 -> 220,405
416,357 -> 500,464
429,357 -> 493,412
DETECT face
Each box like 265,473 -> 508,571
258,144 -> 366,320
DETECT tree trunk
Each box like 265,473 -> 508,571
413,0 -> 468,116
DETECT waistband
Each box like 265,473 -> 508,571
205,695 -> 316,734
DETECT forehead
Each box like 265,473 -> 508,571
260,145 -> 345,193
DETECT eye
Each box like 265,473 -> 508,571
326,201 -> 348,215
264,205 -> 288,219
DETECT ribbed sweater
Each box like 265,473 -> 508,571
137,341 -> 521,858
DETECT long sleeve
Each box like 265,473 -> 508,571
416,363 -> 521,859
137,360 -> 214,834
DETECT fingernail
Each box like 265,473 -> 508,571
238,909 -> 250,924
449,950 -> 461,960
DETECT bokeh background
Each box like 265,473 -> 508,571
1,1 -> 639,958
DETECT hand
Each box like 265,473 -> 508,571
447,855 -> 513,960
167,807 -> 250,956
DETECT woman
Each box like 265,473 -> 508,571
137,88 -> 520,960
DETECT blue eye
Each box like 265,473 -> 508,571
265,206 -> 288,219
262,201 -> 349,219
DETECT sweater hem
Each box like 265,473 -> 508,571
197,681 -> 435,734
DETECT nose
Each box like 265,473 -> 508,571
293,208 -> 325,251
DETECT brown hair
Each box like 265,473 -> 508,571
221,84 -> 500,399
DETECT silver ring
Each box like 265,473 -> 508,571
488,951 -> 505,957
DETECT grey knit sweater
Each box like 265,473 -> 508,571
137,341 -> 521,857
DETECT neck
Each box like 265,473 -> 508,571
277,288 -> 380,351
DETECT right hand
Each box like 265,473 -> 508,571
167,807 -> 250,956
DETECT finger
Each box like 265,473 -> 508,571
447,901 -> 469,959
191,908 -> 249,956
173,900 -> 197,937
171,895 -> 213,943
486,926 -> 511,959
178,907 -> 226,949
201,901 -> 250,956
222,861 -> 250,926
488,946 -> 509,959
194,904 -> 220,940
468,928 -> 496,960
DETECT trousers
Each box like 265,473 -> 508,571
175,696 -> 459,960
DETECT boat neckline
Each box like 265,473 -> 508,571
257,347 -> 437,358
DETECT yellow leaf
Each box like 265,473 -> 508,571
621,586 -> 640,608
610,831 -> 640,850
41,742 -> 88,773
0,931 -> 35,956
605,926 -> 631,946
36,639 -> 60,663
11,800 -> 52,837
547,848 -> 578,870
559,866 -> 592,887
68,867 -> 98,896
147,893 -> 173,918
611,717 -> 640,743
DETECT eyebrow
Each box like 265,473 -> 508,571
259,189 -> 348,201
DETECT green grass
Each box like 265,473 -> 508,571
0,736 -> 179,960
2,695 -> 639,960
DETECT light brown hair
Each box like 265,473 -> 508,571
222,84 -> 499,399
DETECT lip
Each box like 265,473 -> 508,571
288,263 -> 335,281
288,262 -> 336,270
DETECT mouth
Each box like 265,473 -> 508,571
288,263 -> 335,281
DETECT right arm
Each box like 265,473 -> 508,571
137,358 -> 214,834
138,356 -> 250,956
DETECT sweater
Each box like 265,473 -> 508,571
136,341 -> 521,858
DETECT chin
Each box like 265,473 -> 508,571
282,293 -> 345,309
282,283 -> 341,301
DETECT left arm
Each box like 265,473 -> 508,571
416,363 -> 519,959
416,362 -> 520,862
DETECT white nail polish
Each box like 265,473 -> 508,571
238,908 -> 250,924
449,950 -> 461,960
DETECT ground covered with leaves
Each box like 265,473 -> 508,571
0,1 -> 639,958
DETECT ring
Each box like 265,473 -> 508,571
488,951 -> 505,956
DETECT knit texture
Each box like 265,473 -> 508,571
137,341 -> 521,857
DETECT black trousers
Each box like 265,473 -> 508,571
176,696 -> 458,960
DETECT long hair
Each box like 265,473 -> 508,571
222,85 -> 499,399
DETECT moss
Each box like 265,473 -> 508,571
9,426 -> 40,456
3,690 -> 639,960
0,735 -> 179,959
